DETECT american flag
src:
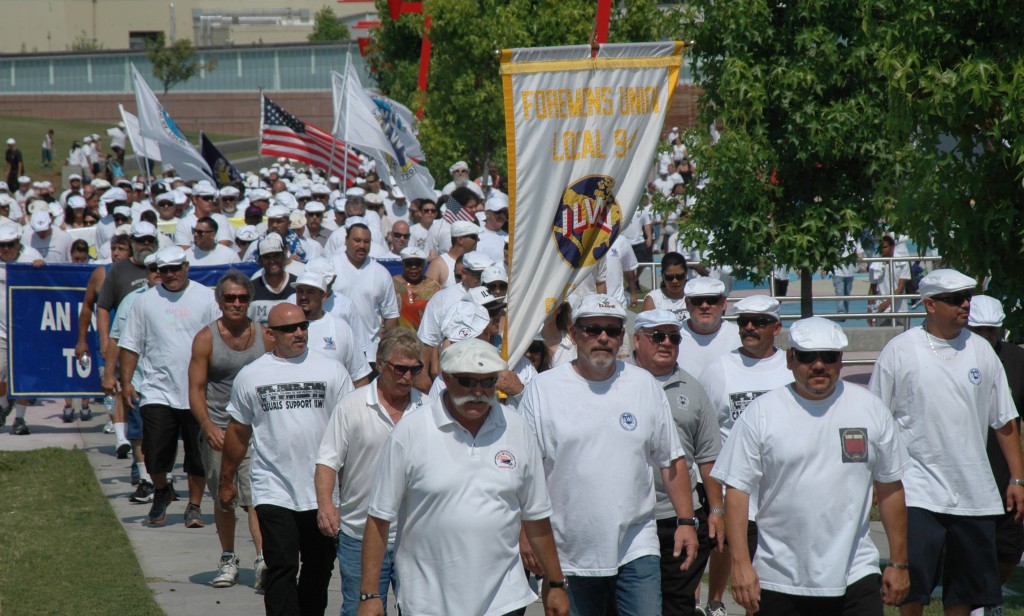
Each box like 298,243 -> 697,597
260,95 -> 362,179
442,193 -> 479,224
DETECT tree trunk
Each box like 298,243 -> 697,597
800,267 -> 814,318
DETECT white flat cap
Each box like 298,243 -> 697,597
788,317 -> 848,351
918,269 -> 975,298
733,295 -> 780,320
461,251 -> 493,271
265,205 -> 291,219
131,221 -> 157,238
304,201 -> 326,214
967,295 -> 1005,328
634,309 -> 681,330
291,271 -> 327,292
451,220 -> 480,238
400,246 -> 427,261
440,338 -> 507,373
154,245 -> 188,267
442,302 -> 490,342
0,224 -> 19,242
684,276 -> 726,297
100,187 -> 128,204
574,293 -> 627,321
482,264 -> 507,284
449,160 -> 469,173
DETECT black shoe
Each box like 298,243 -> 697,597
147,487 -> 172,525
130,480 -> 155,503
12,418 -> 30,435
116,442 -> 131,459
61,406 -> 75,423
0,401 -> 11,428
80,407 -> 93,421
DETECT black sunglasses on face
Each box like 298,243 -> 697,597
577,324 -> 624,338
737,315 -> 777,328
688,295 -> 723,307
0,241 -> 17,249
486,282 -> 508,292
158,264 -> 185,274
269,320 -> 309,333
663,273 -> 686,282
931,292 -> 973,306
221,294 -> 250,304
642,330 -> 682,345
793,350 -> 841,364
453,375 -> 498,389
386,360 -> 424,376
392,232 -> 411,239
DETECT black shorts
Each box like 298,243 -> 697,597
994,509 -> 1024,565
904,507 -> 1001,608
140,404 -> 204,477
756,573 -> 882,616
722,519 -> 758,562
631,242 -> 652,267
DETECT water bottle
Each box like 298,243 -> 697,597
103,395 -> 114,413
79,352 -> 90,371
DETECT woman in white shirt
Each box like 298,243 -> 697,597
643,251 -> 689,323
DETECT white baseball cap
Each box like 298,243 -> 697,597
0,224 -> 20,242
67,195 -> 87,209
30,211 -> 52,232
291,271 -> 327,292
440,338 -> 507,374
400,246 -> 427,261
573,293 -> 627,321
442,303 -> 491,342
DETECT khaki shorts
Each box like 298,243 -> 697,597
198,429 -> 253,512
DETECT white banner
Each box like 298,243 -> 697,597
500,43 -> 684,363
118,104 -> 161,161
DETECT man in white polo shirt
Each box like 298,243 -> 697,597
314,329 -> 426,616
698,295 -> 793,615
714,317 -> 909,615
360,338 -> 568,616
677,277 -> 739,378
292,271 -> 371,388
870,270 -> 1024,616
519,293 -> 698,615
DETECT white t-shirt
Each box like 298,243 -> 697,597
173,211 -> 234,247
869,327 -> 1017,515
644,288 -> 688,323
409,221 -> 448,257
228,350 -> 353,511
621,205 -> 652,245
712,382 -> 904,596
677,318 -> 741,378
604,235 -> 639,305
868,259 -> 910,313
330,254 -> 399,358
519,361 -> 684,575
186,243 -> 241,266
316,381 -> 426,542
477,228 -> 507,264
0,247 -> 44,340
306,313 -> 371,382
93,215 -> 117,260
417,283 -> 471,348
285,290 -> 372,358
368,398 -> 550,616
118,282 -> 220,408
22,228 -> 73,264
699,349 -> 794,443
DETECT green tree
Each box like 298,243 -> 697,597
367,0 -> 678,181
682,1 -> 893,315
145,33 -> 216,94
308,6 -> 351,42
873,1 -> 1024,332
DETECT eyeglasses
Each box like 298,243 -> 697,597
663,273 -> 686,282
385,360 -> 424,376
577,324 -> 624,338
392,232 -> 411,240
642,330 -> 682,345
193,228 -> 214,235
221,197 -> 237,201
157,203 -> 176,208
133,236 -> 157,245
0,241 -> 17,249
453,375 -> 498,388
221,293 -> 250,304
931,292 -> 973,306
269,320 -> 309,333
793,350 -> 841,364
688,295 -> 723,307
486,282 -> 508,293
737,315 -> 777,328
421,208 -> 438,214
147,264 -> 159,273
157,264 -> 185,274
453,169 -> 469,175
404,260 -> 425,268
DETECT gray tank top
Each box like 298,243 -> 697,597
207,321 -> 267,427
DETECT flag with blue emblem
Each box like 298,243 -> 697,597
200,133 -> 243,188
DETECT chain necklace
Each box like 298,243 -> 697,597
923,325 -> 958,361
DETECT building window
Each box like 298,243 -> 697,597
129,31 -> 163,51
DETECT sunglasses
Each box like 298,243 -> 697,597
221,293 -> 250,304
421,208 -> 438,214
157,203 -> 176,208
404,259 -> 425,268
737,315 -> 777,328
193,228 -> 214,235
134,236 -> 157,245
486,282 -> 508,292
663,273 -> 686,282
385,360 -> 424,376
157,264 -> 185,274
793,350 -> 841,364
453,375 -> 498,389
392,232 -> 411,240
642,330 -> 682,345
688,295 -> 723,307
269,320 -> 309,333
931,292 -> 973,306
577,324 -> 624,338
147,264 -> 159,273
0,241 -> 17,249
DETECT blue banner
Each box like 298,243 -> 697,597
6,262 -> 259,397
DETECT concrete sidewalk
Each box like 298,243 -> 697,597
3,398 -> 763,615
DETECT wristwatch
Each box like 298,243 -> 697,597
360,593 -> 382,602
677,517 -> 700,531
548,579 -> 567,589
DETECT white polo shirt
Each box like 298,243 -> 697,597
306,314 -> 372,383
330,253 -> 399,359
677,318 -> 740,378
368,397 -> 550,616
316,380 -> 426,542
519,361 -> 685,575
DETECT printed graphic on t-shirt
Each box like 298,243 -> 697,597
255,381 -> 328,412
494,450 -> 517,469
728,390 -> 768,421
840,427 -> 868,463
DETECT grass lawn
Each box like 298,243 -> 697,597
881,566 -> 1024,615
0,448 -> 162,616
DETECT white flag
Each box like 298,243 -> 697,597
499,43 -> 684,364
130,64 -> 212,182
118,104 -> 161,161
331,56 -> 435,201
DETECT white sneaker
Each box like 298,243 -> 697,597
254,554 -> 267,590
103,420 -> 115,434
212,552 -> 239,588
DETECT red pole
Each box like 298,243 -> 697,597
416,14 -> 433,118
594,0 -> 612,44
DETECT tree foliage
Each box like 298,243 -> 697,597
367,0 -> 677,181
681,1 -> 894,314
145,33 -> 216,94
308,6 -> 351,42
871,1 -> 1024,332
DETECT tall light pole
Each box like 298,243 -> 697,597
169,2 -> 176,43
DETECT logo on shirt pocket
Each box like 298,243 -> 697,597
840,428 -> 868,463
494,450 -> 517,469
322,336 -> 336,351
968,368 -> 981,385
619,412 -> 638,431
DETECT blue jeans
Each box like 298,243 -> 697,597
337,531 -> 397,616
833,275 -> 854,313
567,555 -> 661,616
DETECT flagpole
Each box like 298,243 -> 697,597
342,51 -> 352,188
258,88 -> 266,176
